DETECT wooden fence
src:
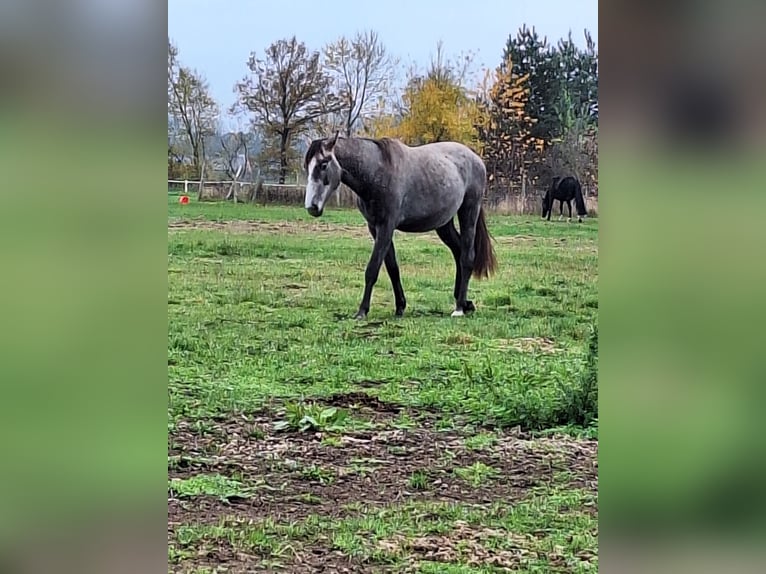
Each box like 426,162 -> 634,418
168,180 -> 598,216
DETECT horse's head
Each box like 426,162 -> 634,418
542,177 -> 562,219
541,189 -> 551,219
304,131 -> 342,217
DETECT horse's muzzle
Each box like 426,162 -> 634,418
307,205 -> 323,217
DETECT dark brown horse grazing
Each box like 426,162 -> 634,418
542,176 -> 588,223
303,132 -> 497,320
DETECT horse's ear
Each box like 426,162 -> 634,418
327,130 -> 340,151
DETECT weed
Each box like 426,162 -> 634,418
321,435 -> 343,447
273,402 -> 349,433
464,432 -> 498,451
169,474 -> 253,502
408,470 -> 430,490
454,462 -> 499,487
301,464 -> 335,484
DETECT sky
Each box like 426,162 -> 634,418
168,0 -> 598,125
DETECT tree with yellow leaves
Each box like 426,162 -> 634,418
365,42 -> 484,150
476,57 -> 545,195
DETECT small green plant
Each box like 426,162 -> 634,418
464,432 -> 498,451
454,462 -> 498,487
408,470 -> 429,490
321,436 -> 343,447
274,402 -> 349,432
392,411 -> 417,429
169,474 -> 253,501
167,544 -> 192,564
298,492 -> 324,504
301,464 -> 335,484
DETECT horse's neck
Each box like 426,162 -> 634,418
336,138 -> 378,200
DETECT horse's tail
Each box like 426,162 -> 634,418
573,179 -> 588,216
473,206 -> 498,279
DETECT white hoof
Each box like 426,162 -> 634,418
451,309 -> 465,317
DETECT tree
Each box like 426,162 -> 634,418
476,57 -> 544,194
502,26 -> 598,145
543,30 -> 598,193
554,30 -> 598,128
323,30 -> 398,136
544,119 -> 598,196
502,25 -> 563,144
235,36 -> 341,183
366,42 -> 483,148
168,38 -> 219,179
217,129 -> 253,202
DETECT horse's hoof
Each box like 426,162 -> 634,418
394,308 -> 405,317
452,301 -> 475,317
353,311 -> 367,320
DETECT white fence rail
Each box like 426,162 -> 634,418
168,179 -> 300,194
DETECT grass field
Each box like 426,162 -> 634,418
168,196 -> 598,573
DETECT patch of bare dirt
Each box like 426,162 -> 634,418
323,391 -> 404,415
168,220 -> 548,249
377,523 -> 536,571
168,218 -> 370,238
491,336 -> 561,354
168,393 -> 597,572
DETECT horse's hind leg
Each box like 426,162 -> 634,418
453,201 -> 481,316
566,200 -> 572,222
558,201 -> 564,221
435,220 -> 464,306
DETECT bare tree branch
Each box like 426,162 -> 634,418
235,36 -> 341,183
324,30 -> 398,136
168,38 -> 219,179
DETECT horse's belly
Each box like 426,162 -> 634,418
397,212 -> 453,233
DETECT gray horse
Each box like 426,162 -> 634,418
303,132 -> 497,319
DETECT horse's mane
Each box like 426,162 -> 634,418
304,135 -> 402,170
365,137 -> 401,166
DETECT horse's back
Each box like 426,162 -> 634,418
552,175 -> 581,199
408,141 -> 486,188
393,141 -> 484,232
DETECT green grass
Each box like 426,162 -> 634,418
169,485 -> 597,571
169,474 -> 253,502
168,199 -> 598,572
453,462 -> 499,487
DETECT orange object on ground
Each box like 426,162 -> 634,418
179,195 -> 190,204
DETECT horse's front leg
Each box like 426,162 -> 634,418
566,200 -> 572,222
355,224 -> 395,320
367,224 -> 407,317
558,201 -> 564,221
384,242 -> 407,316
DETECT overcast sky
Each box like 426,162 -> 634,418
169,0 -> 598,122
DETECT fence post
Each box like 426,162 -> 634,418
183,180 -> 188,195
521,172 -> 526,214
